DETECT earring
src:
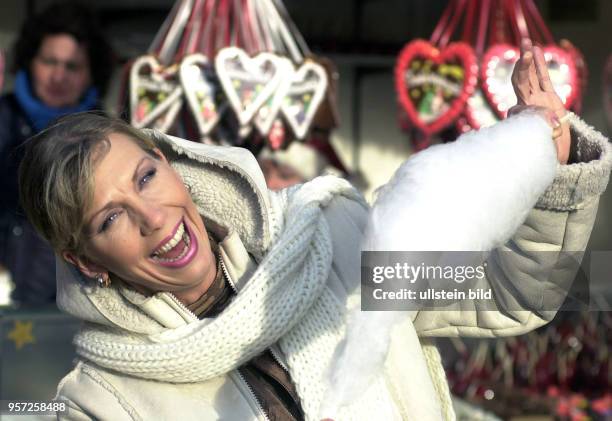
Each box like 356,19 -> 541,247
96,273 -> 111,288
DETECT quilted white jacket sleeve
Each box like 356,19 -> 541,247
411,114 -> 611,337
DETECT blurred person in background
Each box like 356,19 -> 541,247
259,138 -> 349,191
0,1 -> 114,305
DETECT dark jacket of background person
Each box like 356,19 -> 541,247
0,1 -> 113,305
0,93 -> 56,304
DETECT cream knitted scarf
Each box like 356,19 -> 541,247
73,175 -> 403,420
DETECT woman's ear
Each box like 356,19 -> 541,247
152,147 -> 168,164
62,251 -> 107,280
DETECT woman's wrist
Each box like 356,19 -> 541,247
554,110 -> 572,165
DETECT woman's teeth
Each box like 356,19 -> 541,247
151,223 -> 191,262
156,223 -> 185,254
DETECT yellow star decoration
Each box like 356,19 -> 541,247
7,320 -> 36,350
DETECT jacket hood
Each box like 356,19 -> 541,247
56,130 -> 272,334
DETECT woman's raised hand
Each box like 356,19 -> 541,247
509,38 -> 571,164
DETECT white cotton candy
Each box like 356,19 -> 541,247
321,113 -> 558,417
319,309 -> 405,418
367,113 -> 557,252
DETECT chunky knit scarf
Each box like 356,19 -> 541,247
73,175 -> 408,420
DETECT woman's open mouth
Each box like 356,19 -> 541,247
150,220 -> 198,268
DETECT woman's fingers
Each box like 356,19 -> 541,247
511,39 -> 534,101
527,51 -> 541,95
520,38 -> 541,94
511,55 -> 531,101
533,46 -> 556,93
511,38 -> 545,101
506,105 -> 570,164
509,105 -> 559,128
507,104 -> 526,117
552,124 -> 564,139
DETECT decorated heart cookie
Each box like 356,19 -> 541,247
280,61 -> 328,140
560,39 -> 587,114
481,44 -> 578,118
395,40 -> 478,136
130,55 -> 183,132
253,56 -> 294,136
179,53 -> 227,137
460,87 -> 499,132
215,47 -> 288,126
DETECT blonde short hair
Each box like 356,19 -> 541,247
19,112 -> 157,256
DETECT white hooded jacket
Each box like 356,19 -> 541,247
54,113 -> 611,421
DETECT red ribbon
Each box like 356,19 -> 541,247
430,0 -> 456,45
439,0 -> 468,47
522,0 -> 554,45
175,0 -> 201,61
489,0 -> 509,45
502,0 -> 522,45
187,0 -> 205,55
475,0 -> 492,55
151,0 -> 185,57
512,0 -> 530,41
462,0 -> 477,43
242,0 -> 259,54
223,0 -> 231,48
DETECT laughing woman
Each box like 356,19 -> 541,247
18,44 -> 611,420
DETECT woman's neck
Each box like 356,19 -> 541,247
173,232 -> 221,306
173,260 -> 218,306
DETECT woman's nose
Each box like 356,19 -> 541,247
136,202 -> 165,236
50,64 -> 67,83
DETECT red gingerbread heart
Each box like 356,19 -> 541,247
457,87 -> 500,133
560,39 -> 587,114
395,40 -> 478,137
481,44 -> 579,118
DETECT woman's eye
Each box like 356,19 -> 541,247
139,168 -> 157,188
99,211 -> 121,233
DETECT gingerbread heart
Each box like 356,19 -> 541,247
395,40 -> 478,136
280,61 -> 328,140
253,56 -> 293,136
461,87 -> 499,132
130,55 -> 183,132
481,44 -> 579,118
179,53 -> 227,138
560,39 -> 587,114
215,47 -> 288,126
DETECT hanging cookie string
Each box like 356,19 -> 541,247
521,0 -> 555,45
394,0 -> 585,148
122,0 -> 335,150
474,0 -> 491,56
